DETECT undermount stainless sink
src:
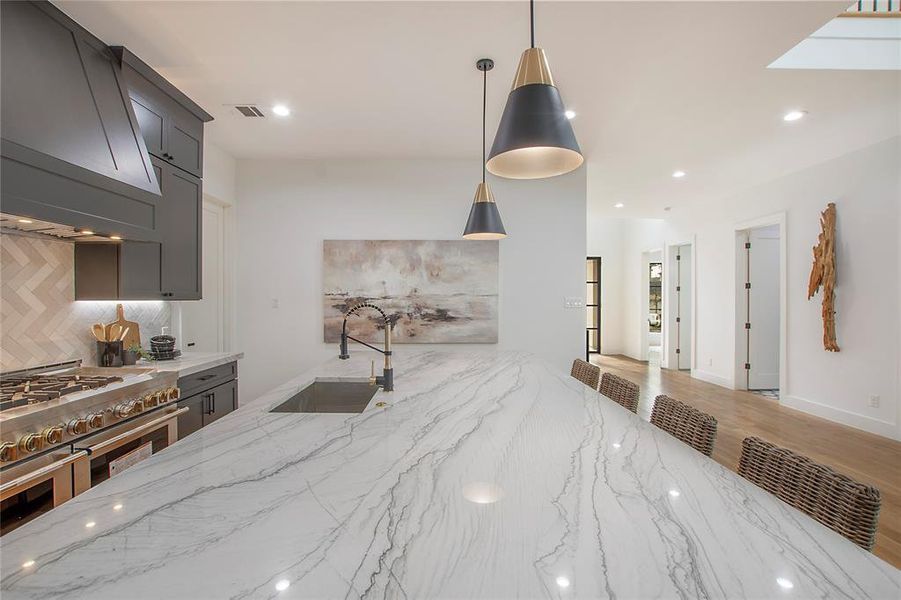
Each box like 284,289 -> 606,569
269,379 -> 379,414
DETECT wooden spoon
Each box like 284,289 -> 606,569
91,323 -> 106,342
119,327 -> 130,342
108,324 -> 122,343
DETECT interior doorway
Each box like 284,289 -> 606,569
734,217 -> 785,398
665,243 -> 692,371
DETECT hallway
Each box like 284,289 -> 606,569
591,353 -> 901,567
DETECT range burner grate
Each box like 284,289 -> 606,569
0,374 -> 123,412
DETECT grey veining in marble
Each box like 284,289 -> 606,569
139,351 -> 243,377
1,351 -> 898,599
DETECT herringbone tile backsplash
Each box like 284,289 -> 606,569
0,233 -> 171,371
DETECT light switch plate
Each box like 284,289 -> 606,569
564,296 -> 584,309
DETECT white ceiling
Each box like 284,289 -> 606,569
55,1 -> 900,217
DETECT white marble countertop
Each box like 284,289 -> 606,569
138,351 -> 243,377
1,351 -> 897,599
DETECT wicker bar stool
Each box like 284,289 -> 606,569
650,395 -> 717,456
570,359 -> 601,390
738,436 -> 881,551
598,372 -> 639,413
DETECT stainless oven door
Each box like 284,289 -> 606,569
0,450 -> 86,536
72,406 -> 187,494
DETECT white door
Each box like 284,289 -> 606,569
748,226 -> 780,389
179,202 -> 224,352
676,245 -> 692,370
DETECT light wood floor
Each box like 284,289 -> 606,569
590,353 -> 901,568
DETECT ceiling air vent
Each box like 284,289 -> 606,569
234,105 -> 265,117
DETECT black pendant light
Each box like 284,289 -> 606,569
463,58 -> 507,241
486,0 -> 582,180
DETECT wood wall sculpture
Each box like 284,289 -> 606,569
807,203 -> 839,352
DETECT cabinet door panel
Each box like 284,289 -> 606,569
153,157 -> 201,300
176,394 -> 205,441
203,380 -> 237,426
167,123 -> 202,177
118,241 -> 161,299
131,95 -> 165,158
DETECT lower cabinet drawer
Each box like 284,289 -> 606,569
177,361 -> 237,398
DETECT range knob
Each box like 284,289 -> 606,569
166,387 -> 180,402
41,425 -> 64,445
132,399 -> 145,413
67,418 -> 89,435
114,401 -> 134,418
87,412 -> 105,429
0,441 -> 19,462
18,433 -> 44,453
143,393 -> 159,409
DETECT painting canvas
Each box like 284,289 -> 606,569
323,240 -> 498,344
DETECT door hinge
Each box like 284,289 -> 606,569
744,363 -> 751,370
745,242 -> 751,249
676,286 -> 681,292
745,322 -> 751,329
745,282 -> 751,290
676,317 -> 681,323
676,255 -> 681,261
676,348 -> 681,354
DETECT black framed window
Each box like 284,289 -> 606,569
586,257 -> 601,358
649,262 -> 662,333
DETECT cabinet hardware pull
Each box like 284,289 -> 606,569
198,374 -> 216,381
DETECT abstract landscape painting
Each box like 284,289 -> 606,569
323,240 -> 498,344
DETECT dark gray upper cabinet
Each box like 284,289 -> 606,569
112,48 -> 212,178
0,1 -> 162,241
153,157 -> 202,300
74,241 -> 162,301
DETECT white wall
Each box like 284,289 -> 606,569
235,160 -> 586,400
679,137 -> 899,438
585,218 -> 624,354
587,137 -> 900,439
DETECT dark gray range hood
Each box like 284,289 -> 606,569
0,0 -> 163,242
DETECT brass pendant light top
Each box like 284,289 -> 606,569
463,59 -> 506,241
486,0 -> 583,180
511,47 -> 554,89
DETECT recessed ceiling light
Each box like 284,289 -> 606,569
17,219 -> 33,224
672,171 -> 686,179
564,110 -> 576,120
22,560 -> 35,568
271,104 -> 291,117
275,579 -> 290,592
85,521 -> 96,528
555,576 -> 571,589
776,577 -> 794,590
614,203 -> 624,209
783,110 -> 806,122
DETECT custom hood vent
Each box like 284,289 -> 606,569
1,1 -> 163,243
0,213 -> 117,242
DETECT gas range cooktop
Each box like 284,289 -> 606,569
0,374 -> 123,412
0,361 -> 123,413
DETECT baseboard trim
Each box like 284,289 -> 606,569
691,369 -> 734,389
781,394 -> 899,440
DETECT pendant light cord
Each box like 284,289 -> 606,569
482,67 -> 487,184
530,0 -> 535,48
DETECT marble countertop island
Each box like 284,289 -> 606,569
1,351 -> 898,599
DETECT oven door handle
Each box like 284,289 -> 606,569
81,407 -> 188,455
0,451 -> 87,497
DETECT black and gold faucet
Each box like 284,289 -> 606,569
338,303 -> 394,392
